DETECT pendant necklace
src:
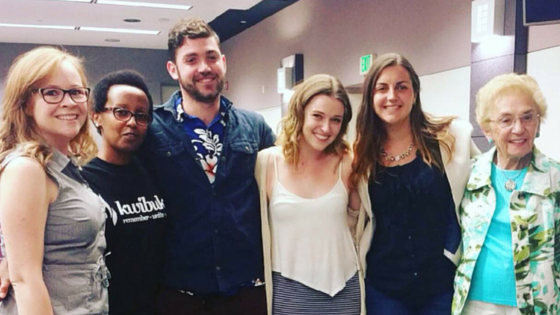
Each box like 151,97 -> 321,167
381,143 -> 414,162
500,167 -> 524,192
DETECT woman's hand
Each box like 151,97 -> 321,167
0,259 -> 11,299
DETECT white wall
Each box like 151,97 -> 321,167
420,66 -> 471,122
255,106 -> 282,135
527,46 -> 560,161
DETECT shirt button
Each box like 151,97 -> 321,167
414,272 -> 418,277
214,229 -> 219,234
408,236 -> 412,240
216,266 -> 221,271
411,254 -> 415,258
245,146 -> 250,152
166,151 -> 171,157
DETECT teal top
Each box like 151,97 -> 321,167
467,163 -> 528,306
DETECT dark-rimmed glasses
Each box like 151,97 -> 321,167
102,107 -> 152,126
32,87 -> 90,104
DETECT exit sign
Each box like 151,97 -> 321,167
360,54 -> 375,75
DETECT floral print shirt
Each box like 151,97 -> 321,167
175,97 -> 226,184
452,146 -> 560,315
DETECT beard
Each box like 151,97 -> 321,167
179,73 -> 224,104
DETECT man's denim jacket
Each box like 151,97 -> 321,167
139,91 -> 275,294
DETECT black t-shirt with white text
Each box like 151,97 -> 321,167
82,156 -> 166,315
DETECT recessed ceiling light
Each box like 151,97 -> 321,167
105,38 -> 121,42
123,18 -> 141,23
0,23 -> 159,35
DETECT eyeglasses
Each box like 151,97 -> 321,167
33,87 -> 90,104
489,112 -> 539,129
102,107 -> 152,126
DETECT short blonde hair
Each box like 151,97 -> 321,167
0,46 -> 97,166
476,73 -> 547,131
277,74 -> 352,166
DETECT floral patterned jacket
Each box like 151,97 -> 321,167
452,146 -> 560,315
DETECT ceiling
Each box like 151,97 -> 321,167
0,0 -> 298,50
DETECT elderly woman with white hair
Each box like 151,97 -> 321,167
452,73 -> 560,315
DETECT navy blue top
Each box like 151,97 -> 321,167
366,152 -> 457,302
139,92 -> 276,295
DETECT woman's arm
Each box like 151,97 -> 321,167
0,157 -> 56,315
342,153 -> 361,238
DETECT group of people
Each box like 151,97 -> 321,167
0,15 -> 558,315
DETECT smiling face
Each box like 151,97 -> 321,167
372,65 -> 416,128
92,84 -> 150,164
300,94 -> 344,153
167,36 -> 226,104
29,60 -> 88,153
484,90 -> 540,168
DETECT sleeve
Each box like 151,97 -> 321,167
256,114 -> 276,150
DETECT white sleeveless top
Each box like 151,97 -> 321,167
269,157 -> 358,297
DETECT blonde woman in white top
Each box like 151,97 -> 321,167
255,74 -> 364,315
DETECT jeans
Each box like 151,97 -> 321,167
366,281 -> 453,315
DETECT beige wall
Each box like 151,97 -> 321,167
221,0 -> 472,111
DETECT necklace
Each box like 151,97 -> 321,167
381,143 -> 414,162
500,168 -> 524,192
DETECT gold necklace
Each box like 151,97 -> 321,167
381,144 -> 414,162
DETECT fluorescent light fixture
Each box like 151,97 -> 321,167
43,0 -> 92,2
471,0 -> 505,43
40,0 -> 192,10
96,0 -> 192,10
0,23 -> 75,30
0,23 -> 159,35
80,26 -> 160,35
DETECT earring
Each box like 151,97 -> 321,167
536,131 -> 540,138
488,138 -> 494,144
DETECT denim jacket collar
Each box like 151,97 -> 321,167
157,90 -> 233,121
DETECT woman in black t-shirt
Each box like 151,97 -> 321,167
82,70 -> 167,315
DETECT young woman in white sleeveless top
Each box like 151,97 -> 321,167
255,74 -> 365,315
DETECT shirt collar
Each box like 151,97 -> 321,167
466,146 -> 551,196
173,93 -> 230,123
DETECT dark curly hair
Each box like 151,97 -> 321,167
92,69 -> 153,118
168,17 -> 220,61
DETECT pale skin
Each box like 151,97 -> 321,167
483,91 -> 539,170
0,60 -> 86,313
166,36 -> 227,125
373,65 -> 419,166
265,95 -> 360,229
0,158 -> 58,315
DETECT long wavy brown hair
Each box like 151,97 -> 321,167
277,74 -> 352,166
351,53 -> 455,186
0,46 -> 97,167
